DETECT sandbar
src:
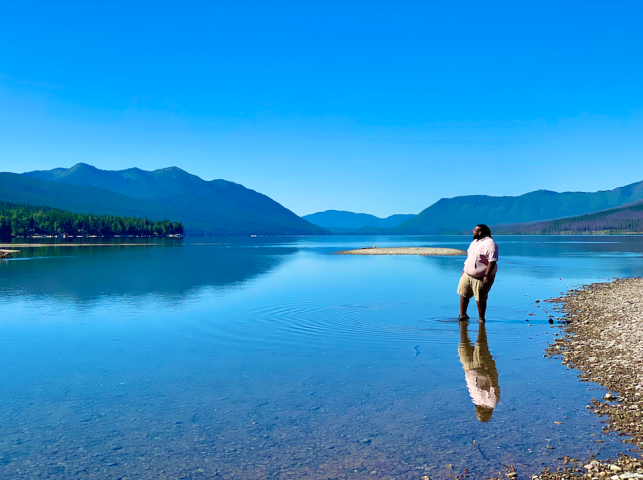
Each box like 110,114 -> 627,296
336,247 -> 466,256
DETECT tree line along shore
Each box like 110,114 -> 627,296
0,201 -> 184,238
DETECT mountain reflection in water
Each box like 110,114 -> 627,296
458,321 -> 501,423
0,243 -> 296,304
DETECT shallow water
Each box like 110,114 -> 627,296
0,235 -> 641,479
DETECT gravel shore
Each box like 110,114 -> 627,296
335,247 -> 466,256
494,278 -> 643,480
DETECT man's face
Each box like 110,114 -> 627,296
473,226 -> 482,240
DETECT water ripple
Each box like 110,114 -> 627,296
194,301 -> 530,351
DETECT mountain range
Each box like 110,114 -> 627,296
353,181 -> 643,234
0,163 -> 328,236
302,210 -> 415,233
4,162 -> 643,237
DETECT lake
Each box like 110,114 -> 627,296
1,235 -> 642,479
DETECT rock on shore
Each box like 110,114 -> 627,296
546,278 -> 643,447
494,278 -> 643,480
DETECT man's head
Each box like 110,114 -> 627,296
473,224 -> 492,240
475,405 -> 494,422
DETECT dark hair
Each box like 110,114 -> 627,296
475,405 -> 494,423
476,224 -> 492,238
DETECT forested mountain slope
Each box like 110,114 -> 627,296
12,164 -> 328,235
360,181 -> 643,234
492,201 -> 643,234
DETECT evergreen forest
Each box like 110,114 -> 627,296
492,201 -> 643,235
0,202 -> 183,237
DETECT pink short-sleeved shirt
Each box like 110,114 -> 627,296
463,237 -> 498,278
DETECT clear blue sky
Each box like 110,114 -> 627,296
1,1 -> 642,217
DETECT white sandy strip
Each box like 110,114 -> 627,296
336,247 -> 466,256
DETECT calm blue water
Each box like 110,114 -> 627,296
0,235 -> 641,479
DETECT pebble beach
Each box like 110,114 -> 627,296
495,278 -> 643,480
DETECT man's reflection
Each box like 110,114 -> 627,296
458,321 -> 500,422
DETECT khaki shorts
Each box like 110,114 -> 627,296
457,273 -> 495,302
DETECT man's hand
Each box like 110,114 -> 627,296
482,260 -> 496,287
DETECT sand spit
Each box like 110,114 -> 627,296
493,278 -> 643,480
336,247 -> 466,256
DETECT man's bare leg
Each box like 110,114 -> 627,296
460,318 -> 470,343
459,296 -> 470,320
476,300 -> 487,321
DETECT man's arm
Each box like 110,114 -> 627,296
483,261 -> 496,285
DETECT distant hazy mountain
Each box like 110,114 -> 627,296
359,181 -> 643,234
3,163 -> 328,236
492,200 -> 643,235
303,210 -> 415,233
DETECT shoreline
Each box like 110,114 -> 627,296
0,243 -> 163,248
495,279 -> 643,479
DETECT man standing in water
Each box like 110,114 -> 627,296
457,224 -> 498,322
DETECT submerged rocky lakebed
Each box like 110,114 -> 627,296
0,235 -> 641,479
